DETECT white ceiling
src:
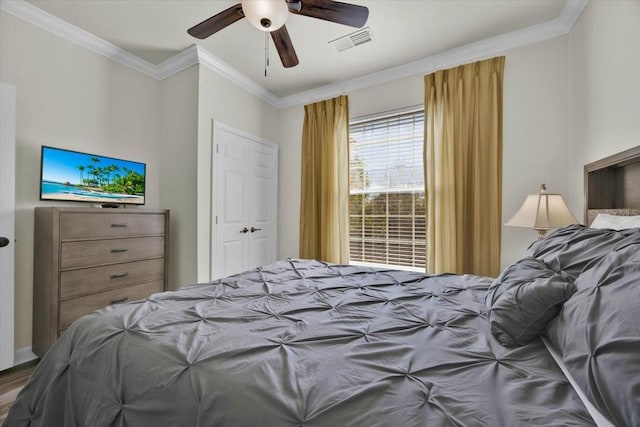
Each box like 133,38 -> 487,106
23,0 -> 568,98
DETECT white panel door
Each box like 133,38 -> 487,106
212,123 -> 278,279
0,82 -> 16,370
247,142 -> 277,269
214,129 -> 250,278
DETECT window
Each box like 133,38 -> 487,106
349,110 -> 426,270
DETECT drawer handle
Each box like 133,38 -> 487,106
110,297 -> 128,305
110,272 -> 129,279
111,223 -> 128,228
110,249 -> 128,253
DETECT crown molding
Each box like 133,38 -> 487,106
1,0 -> 589,109
557,0 -> 589,32
275,0 -> 589,109
156,45 -> 199,80
195,46 -> 280,106
0,0 -> 158,79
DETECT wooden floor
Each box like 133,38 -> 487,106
0,360 -> 38,423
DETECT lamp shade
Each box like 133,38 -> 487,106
241,0 -> 289,32
506,184 -> 579,238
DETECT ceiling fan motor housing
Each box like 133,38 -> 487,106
242,0 -> 289,32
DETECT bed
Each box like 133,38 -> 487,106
5,149 -> 640,427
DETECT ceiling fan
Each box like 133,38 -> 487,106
187,0 -> 369,68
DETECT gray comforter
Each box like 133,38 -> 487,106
6,259 -> 594,426
533,225 -> 640,427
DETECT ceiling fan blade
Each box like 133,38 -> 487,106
289,0 -> 369,28
271,25 -> 299,68
187,3 -> 244,39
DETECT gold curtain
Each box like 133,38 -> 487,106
299,95 -> 350,263
424,57 -> 505,277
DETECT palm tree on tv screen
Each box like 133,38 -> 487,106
77,165 -> 85,185
76,159 -> 143,195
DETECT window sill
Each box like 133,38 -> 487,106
349,260 -> 425,273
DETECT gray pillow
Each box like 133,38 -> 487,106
485,257 -> 575,347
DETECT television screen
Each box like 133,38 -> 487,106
40,146 -> 146,205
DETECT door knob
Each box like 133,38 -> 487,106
0,237 -> 9,248
250,227 -> 262,233
240,227 -> 249,234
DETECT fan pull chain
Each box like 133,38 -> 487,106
264,31 -> 270,77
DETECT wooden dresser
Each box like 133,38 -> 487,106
33,207 -> 169,357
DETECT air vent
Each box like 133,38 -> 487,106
329,27 -> 373,53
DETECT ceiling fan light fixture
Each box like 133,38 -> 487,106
241,0 -> 289,32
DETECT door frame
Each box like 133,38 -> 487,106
210,120 -> 278,280
0,82 -> 16,370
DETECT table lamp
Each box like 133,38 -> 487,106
506,184 -> 579,238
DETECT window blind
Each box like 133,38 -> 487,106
349,110 -> 426,269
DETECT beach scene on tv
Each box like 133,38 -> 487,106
41,147 -> 145,205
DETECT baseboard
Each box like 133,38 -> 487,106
14,346 -> 38,366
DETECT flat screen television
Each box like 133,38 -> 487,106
40,146 -> 146,205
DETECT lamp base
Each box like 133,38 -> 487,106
536,229 -> 548,239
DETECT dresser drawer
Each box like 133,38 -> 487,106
59,280 -> 164,330
61,236 -> 165,269
60,258 -> 165,300
60,212 -> 165,240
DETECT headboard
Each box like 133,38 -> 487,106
584,145 -> 640,225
